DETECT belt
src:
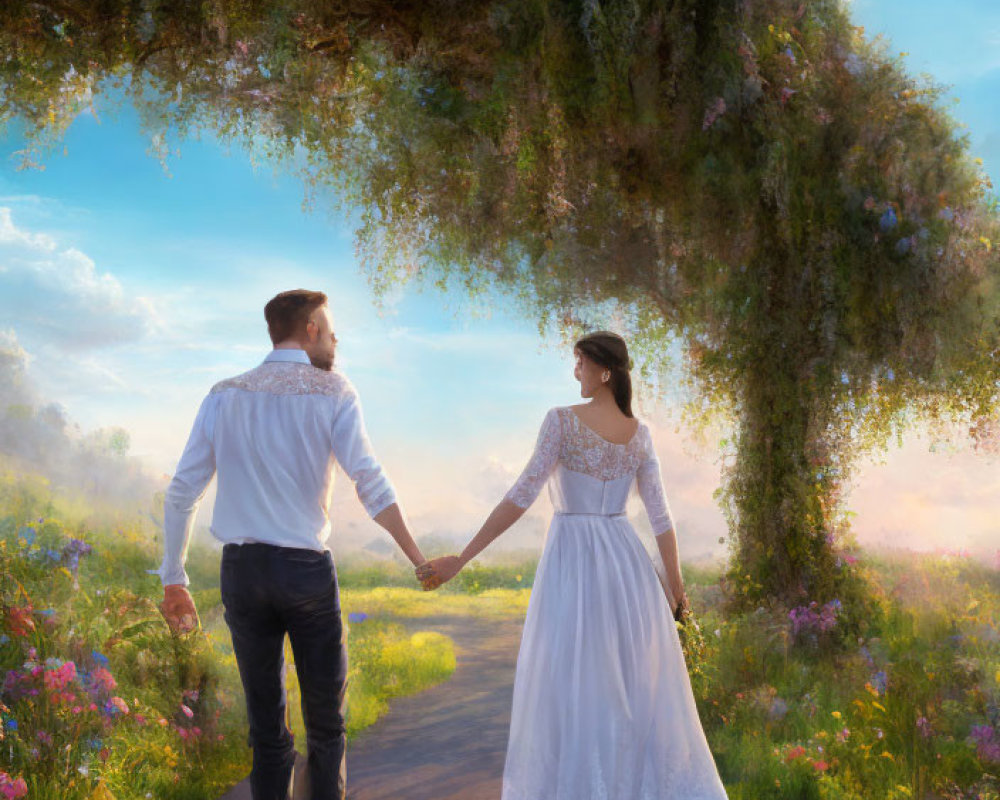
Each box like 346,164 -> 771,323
554,511 -> 627,518
222,542 -> 330,560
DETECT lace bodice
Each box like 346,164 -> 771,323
504,407 -> 675,536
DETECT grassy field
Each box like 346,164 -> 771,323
0,472 -> 459,799
2,467 -> 999,799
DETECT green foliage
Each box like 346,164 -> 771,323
1,0 -> 998,607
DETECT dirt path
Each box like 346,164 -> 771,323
217,613 -> 524,800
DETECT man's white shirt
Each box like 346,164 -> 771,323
154,348 -> 396,586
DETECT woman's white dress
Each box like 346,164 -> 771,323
500,407 -> 729,800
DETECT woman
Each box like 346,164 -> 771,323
417,331 -> 729,799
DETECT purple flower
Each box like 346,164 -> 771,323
880,207 -> 898,231
348,612 -> 369,624
969,724 -> 1000,763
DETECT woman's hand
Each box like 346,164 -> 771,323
415,555 -> 464,590
672,590 -> 690,622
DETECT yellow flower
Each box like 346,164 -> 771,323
832,711 -> 842,719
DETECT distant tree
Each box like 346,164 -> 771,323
2,0 -> 998,607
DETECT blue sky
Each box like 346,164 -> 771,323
1,0 -> 999,561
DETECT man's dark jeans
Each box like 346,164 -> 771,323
220,542 -> 347,800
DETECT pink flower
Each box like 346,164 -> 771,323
0,772 -> 27,799
89,667 -> 116,695
109,696 -> 129,715
180,704 -> 194,719
44,661 -> 77,692
702,97 -> 727,130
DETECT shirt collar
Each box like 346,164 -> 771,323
264,348 -> 311,365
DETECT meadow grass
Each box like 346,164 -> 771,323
0,470 -> 460,799
3,466 -> 999,798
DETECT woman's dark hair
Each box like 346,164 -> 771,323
574,331 -> 634,418
264,289 -> 328,345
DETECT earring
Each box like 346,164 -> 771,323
602,372 -> 610,383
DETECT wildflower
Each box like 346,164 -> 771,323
0,772 -> 28,799
871,671 -> 887,695
348,612 -> 369,624
784,745 -> 806,762
62,539 -> 93,574
44,660 -> 77,692
109,696 -> 130,715
969,724 -> 1000,763
879,207 -> 898,231
36,730 -> 53,746
7,606 -> 35,638
88,667 -> 117,696
917,716 -> 933,738
769,697 -> 788,720
180,704 -> 194,719
812,760 -> 829,771
703,97 -> 727,130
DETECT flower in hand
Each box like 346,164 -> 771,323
160,585 -> 199,634
415,556 -> 463,591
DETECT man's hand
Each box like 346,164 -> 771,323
415,556 -> 463,591
160,584 -> 199,634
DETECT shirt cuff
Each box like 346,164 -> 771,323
364,486 -> 397,518
149,563 -> 190,588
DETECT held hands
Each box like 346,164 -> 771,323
159,584 -> 200,634
415,556 -> 464,591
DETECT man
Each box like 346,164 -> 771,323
155,289 -> 427,800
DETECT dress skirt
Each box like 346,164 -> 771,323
500,512 -> 729,800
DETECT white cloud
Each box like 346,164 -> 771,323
0,207 -> 159,351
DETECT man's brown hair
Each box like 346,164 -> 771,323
264,289 -> 328,345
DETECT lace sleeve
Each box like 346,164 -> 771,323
503,408 -> 562,509
635,425 -> 676,537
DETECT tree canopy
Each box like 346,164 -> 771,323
3,0 -> 998,609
